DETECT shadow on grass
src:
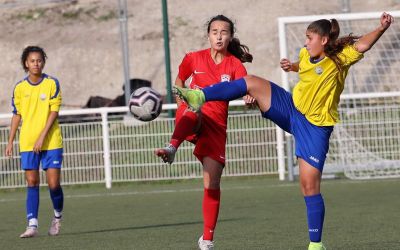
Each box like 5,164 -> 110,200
63,217 -> 248,236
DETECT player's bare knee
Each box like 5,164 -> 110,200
245,75 -> 270,93
300,182 -> 320,196
26,177 -> 40,187
243,75 -> 256,91
203,174 -> 221,189
47,178 -> 60,189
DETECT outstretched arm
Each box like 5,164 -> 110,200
355,12 -> 394,53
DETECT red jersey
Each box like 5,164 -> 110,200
178,48 -> 247,126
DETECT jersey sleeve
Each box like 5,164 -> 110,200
339,45 -> 364,67
233,63 -> 247,80
49,78 -> 62,112
11,84 -> 21,115
177,53 -> 194,81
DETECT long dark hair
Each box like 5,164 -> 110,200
21,46 -> 47,72
307,19 -> 360,73
207,15 -> 253,63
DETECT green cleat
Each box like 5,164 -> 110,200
308,242 -> 326,250
173,86 -> 205,112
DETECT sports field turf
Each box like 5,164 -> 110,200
1,176 -> 399,250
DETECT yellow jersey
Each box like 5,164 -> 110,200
12,74 -> 63,152
293,45 -> 363,126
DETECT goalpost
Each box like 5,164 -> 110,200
278,11 -> 400,180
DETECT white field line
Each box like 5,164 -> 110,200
0,178 -> 398,203
0,184 -> 293,203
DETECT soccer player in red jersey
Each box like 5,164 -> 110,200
155,15 -> 253,249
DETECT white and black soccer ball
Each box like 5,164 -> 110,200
129,87 -> 162,121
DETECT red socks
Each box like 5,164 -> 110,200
173,110 -> 220,241
202,188 -> 221,241
170,111 -> 198,148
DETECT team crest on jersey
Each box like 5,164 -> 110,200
315,66 -> 323,75
40,93 -> 46,100
220,74 -> 230,82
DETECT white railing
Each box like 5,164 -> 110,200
0,101 -> 281,189
1,95 -> 400,188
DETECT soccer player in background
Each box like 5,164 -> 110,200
5,46 -> 64,238
174,12 -> 394,250
155,15 -> 253,249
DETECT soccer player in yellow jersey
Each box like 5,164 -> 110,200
173,12 -> 394,250
5,46 -> 64,238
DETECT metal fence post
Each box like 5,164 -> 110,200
286,134 -> 294,181
101,109 -> 112,189
276,126 -> 285,181
118,0 -> 131,109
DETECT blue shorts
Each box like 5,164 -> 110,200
262,82 -> 333,171
21,148 -> 63,170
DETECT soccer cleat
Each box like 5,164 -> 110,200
20,226 -> 38,238
48,217 -> 62,236
155,144 -> 177,164
308,242 -> 326,250
173,86 -> 205,112
198,235 -> 214,250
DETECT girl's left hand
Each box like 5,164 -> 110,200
381,12 -> 394,30
33,136 -> 45,153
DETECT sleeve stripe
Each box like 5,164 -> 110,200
11,80 -> 23,114
11,97 -> 17,114
50,77 -> 60,99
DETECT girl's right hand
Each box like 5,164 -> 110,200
176,97 -> 183,106
280,58 -> 292,72
243,95 -> 256,104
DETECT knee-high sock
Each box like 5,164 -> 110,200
203,78 -> 247,102
304,193 -> 325,242
202,188 -> 221,241
49,186 -> 64,218
26,186 -> 39,226
170,111 -> 198,149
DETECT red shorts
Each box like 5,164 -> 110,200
176,104 -> 227,165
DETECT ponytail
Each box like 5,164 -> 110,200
308,19 -> 360,73
228,37 -> 253,63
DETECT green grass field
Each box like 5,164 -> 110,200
1,176 -> 400,250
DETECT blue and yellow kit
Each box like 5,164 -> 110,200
12,74 -> 63,152
293,45 -> 364,126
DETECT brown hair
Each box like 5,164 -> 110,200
307,19 -> 360,73
21,46 -> 47,72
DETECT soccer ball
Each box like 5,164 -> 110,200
129,87 -> 162,121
